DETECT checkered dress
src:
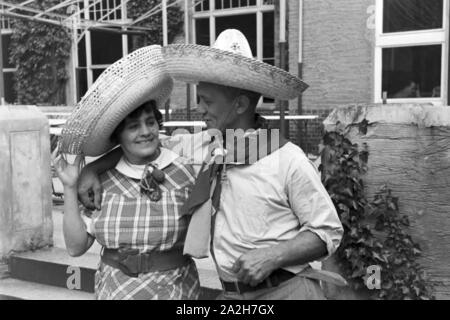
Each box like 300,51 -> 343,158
87,158 -> 200,300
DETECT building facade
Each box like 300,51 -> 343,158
2,0 -> 449,153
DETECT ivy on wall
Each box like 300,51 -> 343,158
320,129 -> 435,300
9,0 -> 71,105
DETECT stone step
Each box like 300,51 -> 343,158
9,247 -> 97,293
0,278 -> 93,300
7,247 -> 221,299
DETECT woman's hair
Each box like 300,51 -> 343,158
110,100 -> 163,144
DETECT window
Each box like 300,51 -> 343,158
1,16 -> 17,104
192,0 -> 275,104
75,0 -> 129,100
375,0 -> 448,104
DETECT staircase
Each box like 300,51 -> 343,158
0,206 -> 222,300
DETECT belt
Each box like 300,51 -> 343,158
101,247 -> 189,278
220,269 -> 296,294
220,267 -> 348,294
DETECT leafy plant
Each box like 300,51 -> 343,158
319,129 -> 434,300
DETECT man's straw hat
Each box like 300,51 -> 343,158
162,29 -> 308,100
59,45 -> 173,156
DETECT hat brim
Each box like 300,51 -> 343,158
59,45 -> 173,156
162,44 -> 308,100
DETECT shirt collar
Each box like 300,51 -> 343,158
115,147 -> 179,179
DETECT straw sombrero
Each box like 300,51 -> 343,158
59,45 -> 173,156
162,29 -> 308,100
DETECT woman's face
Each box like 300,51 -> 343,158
118,109 -> 160,165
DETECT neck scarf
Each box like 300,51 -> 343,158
116,147 -> 179,201
183,126 -> 289,258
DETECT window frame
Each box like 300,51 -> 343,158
374,0 -> 449,105
191,0 -> 275,107
78,0 -> 129,98
192,0 -> 275,62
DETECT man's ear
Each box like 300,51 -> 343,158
235,95 -> 251,115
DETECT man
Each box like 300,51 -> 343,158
77,29 -> 344,300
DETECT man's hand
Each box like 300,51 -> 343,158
232,247 -> 281,287
77,165 -> 103,211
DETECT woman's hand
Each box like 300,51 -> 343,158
52,150 -> 84,189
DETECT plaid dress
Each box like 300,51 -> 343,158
86,157 -> 200,300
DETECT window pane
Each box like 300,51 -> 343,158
195,18 -> 210,46
382,45 -> 441,98
93,68 -> 106,82
78,35 -> 86,67
90,29 -> 123,65
263,12 -> 274,61
2,34 -> 14,68
383,0 -> 443,33
3,71 -> 16,103
216,14 -> 257,57
76,68 -> 87,101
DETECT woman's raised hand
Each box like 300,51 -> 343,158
52,149 -> 85,189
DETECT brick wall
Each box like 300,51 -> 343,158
287,0 -> 375,153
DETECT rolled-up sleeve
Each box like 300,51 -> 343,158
286,156 -> 343,258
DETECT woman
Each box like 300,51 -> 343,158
54,45 -> 200,300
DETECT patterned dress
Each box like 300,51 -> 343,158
84,155 -> 200,300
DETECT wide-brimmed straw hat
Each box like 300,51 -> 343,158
59,45 -> 173,156
162,29 -> 308,100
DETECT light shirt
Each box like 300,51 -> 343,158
115,147 -> 180,179
163,131 -> 343,281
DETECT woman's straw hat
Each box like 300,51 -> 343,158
59,45 -> 173,156
162,29 -> 308,100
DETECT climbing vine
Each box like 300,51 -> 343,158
8,0 -> 72,105
320,129 -> 434,300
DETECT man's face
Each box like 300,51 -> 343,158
197,82 -> 238,131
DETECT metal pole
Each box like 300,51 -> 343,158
279,42 -> 287,138
297,0 -> 304,150
184,0 -> 191,121
279,0 -> 287,138
162,0 -> 168,46
0,20 -> 5,104
162,0 -> 169,123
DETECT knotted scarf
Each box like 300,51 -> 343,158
183,128 -> 288,258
